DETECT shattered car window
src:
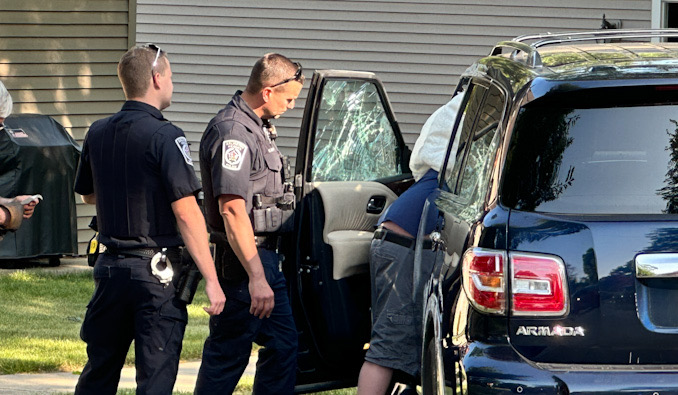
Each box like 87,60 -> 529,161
311,80 -> 400,182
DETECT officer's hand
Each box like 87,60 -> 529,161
203,279 -> 226,316
249,277 -> 274,319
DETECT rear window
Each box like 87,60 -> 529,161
503,89 -> 678,214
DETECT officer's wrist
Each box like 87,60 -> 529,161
247,269 -> 266,282
202,274 -> 220,284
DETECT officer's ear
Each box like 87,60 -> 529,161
261,87 -> 273,103
151,71 -> 161,89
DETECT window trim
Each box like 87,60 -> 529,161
444,83 -> 488,195
652,0 -> 678,32
448,80 -> 507,198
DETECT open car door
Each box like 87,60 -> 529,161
282,70 -> 413,392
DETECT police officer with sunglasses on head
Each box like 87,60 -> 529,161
195,53 -> 304,395
73,44 -> 225,395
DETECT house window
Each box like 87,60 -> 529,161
652,0 -> 678,41
669,3 -> 678,41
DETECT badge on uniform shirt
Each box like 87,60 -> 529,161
222,139 -> 248,171
175,136 -> 193,166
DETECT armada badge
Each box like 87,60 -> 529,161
516,325 -> 585,337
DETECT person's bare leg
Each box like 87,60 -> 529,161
357,360 -> 394,395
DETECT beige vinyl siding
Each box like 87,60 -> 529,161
0,0 -> 133,254
137,0 -> 650,176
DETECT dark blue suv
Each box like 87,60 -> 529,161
417,29 -> 678,394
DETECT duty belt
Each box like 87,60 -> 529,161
373,226 -> 433,250
254,235 -> 279,250
106,247 -> 180,259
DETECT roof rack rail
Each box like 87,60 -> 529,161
490,29 -> 678,68
515,29 -> 678,48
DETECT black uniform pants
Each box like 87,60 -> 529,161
75,253 -> 188,395
195,247 -> 298,394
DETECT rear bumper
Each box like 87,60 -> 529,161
456,342 -> 678,394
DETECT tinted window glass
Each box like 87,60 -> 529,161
311,80 -> 400,182
445,85 -> 487,192
503,104 -> 678,214
457,87 -> 503,202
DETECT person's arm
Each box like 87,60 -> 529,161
0,196 -> 39,229
219,194 -> 274,319
81,193 -> 96,205
171,195 -> 226,316
0,200 -> 10,228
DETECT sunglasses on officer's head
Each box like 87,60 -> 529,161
144,43 -> 163,72
270,62 -> 303,88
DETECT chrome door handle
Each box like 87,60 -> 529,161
636,253 -> 678,278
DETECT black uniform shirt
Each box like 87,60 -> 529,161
200,91 -> 284,233
74,100 -> 201,249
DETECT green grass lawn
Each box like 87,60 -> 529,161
0,269 -> 214,375
0,268 -> 357,394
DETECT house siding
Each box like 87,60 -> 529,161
1,0 -> 652,255
136,0 -> 651,172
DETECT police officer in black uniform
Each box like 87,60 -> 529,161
73,44 -> 225,395
195,53 -> 304,394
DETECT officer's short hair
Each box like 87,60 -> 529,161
118,45 -> 168,99
245,53 -> 305,94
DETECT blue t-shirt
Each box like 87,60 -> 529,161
378,169 -> 439,237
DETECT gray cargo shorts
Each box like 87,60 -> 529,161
365,236 -> 420,377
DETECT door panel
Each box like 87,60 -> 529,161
315,181 -> 397,280
289,70 -> 411,391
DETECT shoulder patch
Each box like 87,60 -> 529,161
174,136 -> 193,166
222,139 -> 248,171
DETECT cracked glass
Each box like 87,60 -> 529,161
311,80 -> 400,182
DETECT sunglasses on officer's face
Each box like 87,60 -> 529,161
270,62 -> 303,88
144,43 -> 162,73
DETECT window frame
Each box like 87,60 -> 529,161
652,0 -> 678,31
442,79 -> 507,209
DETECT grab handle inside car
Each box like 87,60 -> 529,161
366,195 -> 387,214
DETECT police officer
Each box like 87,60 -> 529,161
195,53 -> 304,394
73,44 -> 225,395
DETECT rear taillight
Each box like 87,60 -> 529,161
461,248 -> 568,316
462,248 -> 507,314
511,252 -> 568,316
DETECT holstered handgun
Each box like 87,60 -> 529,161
175,248 -> 203,304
